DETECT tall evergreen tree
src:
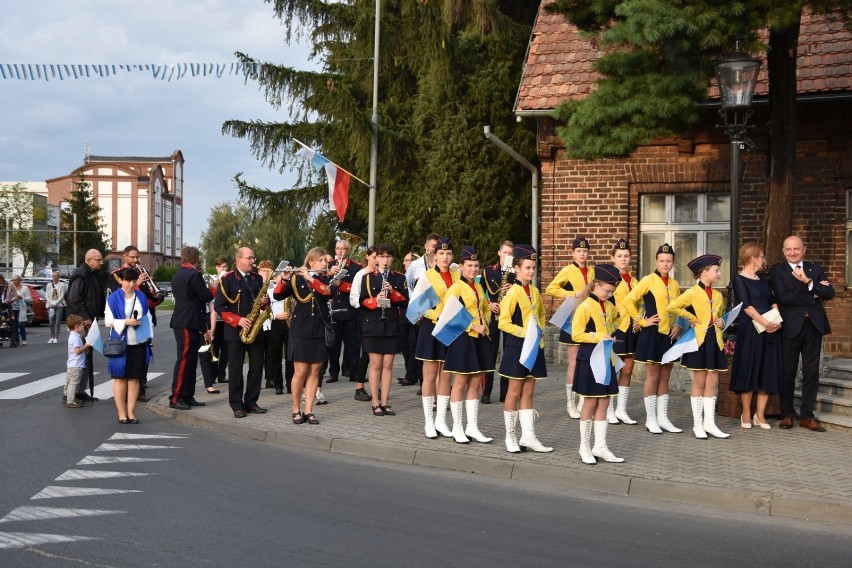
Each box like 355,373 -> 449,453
59,174 -> 110,266
548,0 -> 851,259
223,0 -> 538,262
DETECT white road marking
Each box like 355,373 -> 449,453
108,433 -> 188,440
0,373 -> 85,399
55,470 -> 155,481
0,531 -> 96,549
0,372 -> 27,384
31,486 -> 144,500
77,455 -> 168,465
94,443 -> 182,452
93,372 -> 164,400
0,506 -> 124,523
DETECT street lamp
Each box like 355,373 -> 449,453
714,40 -> 760,301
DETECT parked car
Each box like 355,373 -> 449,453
155,282 -> 173,298
25,284 -> 49,326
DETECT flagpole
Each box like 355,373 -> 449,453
367,0 -> 381,246
293,138 -> 370,188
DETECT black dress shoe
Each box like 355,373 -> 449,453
186,399 -> 206,407
246,405 -> 267,414
169,401 -> 191,410
326,376 -> 339,384
397,378 -> 417,386
217,377 -> 229,384
138,394 -> 151,403
265,380 -> 275,389
275,388 -> 284,395
77,392 -> 99,402
481,395 -> 491,404
233,409 -> 247,418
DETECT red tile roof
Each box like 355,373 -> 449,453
516,1 -> 852,114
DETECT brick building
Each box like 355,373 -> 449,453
46,150 -> 184,271
516,4 -> 852,356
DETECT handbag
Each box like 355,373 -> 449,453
315,297 -> 335,348
104,330 -> 127,357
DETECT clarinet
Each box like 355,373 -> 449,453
379,269 -> 390,320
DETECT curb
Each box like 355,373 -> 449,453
145,397 -> 852,526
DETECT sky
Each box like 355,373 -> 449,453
0,0 -> 313,246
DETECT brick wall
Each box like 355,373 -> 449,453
538,100 -> 852,356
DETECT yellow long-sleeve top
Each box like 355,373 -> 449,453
445,278 -> 491,338
422,266 -> 461,324
571,295 -> 618,344
623,271 -> 681,335
498,282 -> 546,349
545,262 -> 594,299
613,272 -> 637,333
666,284 -> 724,349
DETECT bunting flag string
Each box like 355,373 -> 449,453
0,62 -> 259,82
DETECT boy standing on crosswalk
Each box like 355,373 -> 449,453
64,315 -> 91,409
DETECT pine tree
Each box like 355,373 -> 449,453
59,173 -> 110,266
223,0 -> 538,262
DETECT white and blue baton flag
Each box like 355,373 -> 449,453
722,302 -> 743,331
591,339 -> 624,385
406,276 -> 440,324
86,319 -> 104,354
432,295 -> 473,347
519,316 -> 542,371
549,296 -> 579,334
661,327 -> 699,365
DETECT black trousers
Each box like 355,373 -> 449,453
75,348 -> 95,396
329,317 -> 360,379
226,336 -> 266,411
780,319 -> 823,419
265,320 -> 294,390
400,319 -> 421,381
171,328 -> 201,404
212,323 -> 229,382
352,311 -> 369,383
482,319 -> 509,400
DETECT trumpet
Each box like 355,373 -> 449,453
198,330 -> 218,362
136,263 -> 165,300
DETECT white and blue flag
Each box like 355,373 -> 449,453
86,319 -> 104,354
519,315 -> 542,371
661,327 -> 699,365
591,339 -> 624,385
722,302 -> 743,331
549,296 -> 579,334
432,295 -> 473,347
406,276 -> 440,324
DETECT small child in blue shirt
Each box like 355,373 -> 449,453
64,314 -> 90,408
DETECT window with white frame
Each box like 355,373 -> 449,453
639,193 -> 731,285
846,188 -> 851,287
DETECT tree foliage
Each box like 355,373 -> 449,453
59,174 -> 111,266
0,182 -> 51,275
223,0 -> 538,264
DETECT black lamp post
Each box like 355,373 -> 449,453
714,40 -> 760,308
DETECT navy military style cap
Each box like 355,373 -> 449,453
594,264 -> 622,286
572,236 -> 590,250
435,237 -> 453,251
459,246 -> 478,262
513,244 -> 537,261
657,243 -> 675,256
687,254 -> 723,274
613,238 -> 630,251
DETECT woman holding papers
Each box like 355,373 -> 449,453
545,236 -> 594,419
610,238 -> 640,425
104,268 -> 154,424
729,243 -> 782,430
498,245 -> 552,453
359,244 -> 408,416
571,264 -> 623,464
414,237 -> 460,438
624,243 -> 683,434
666,255 -> 729,439
442,246 -> 493,444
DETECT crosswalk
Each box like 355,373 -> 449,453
0,372 -> 164,400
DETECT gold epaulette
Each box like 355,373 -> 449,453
218,274 -> 240,304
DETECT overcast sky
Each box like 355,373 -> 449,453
0,0 -> 312,246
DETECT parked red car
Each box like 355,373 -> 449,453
25,284 -> 49,325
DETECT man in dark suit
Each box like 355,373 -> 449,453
481,240 -> 515,404
214,247 -> 269,418
769,235 -> 835,431
169,246 -> 213,410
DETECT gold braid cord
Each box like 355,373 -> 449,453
218,276 -> 240,305
291,274 -> 313,303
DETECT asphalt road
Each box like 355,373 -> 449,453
2,318 -> 851,567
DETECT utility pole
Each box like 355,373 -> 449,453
367,0 -> 381,246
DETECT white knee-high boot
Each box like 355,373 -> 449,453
566,385 -> 580,419
579,419 -> 596,464
434,395 -> 452,437
464,399 -> 492,443
691,396 -> 707,439
644,395 -> 662,434
606,397 -> 618,424
518,409 -> 553,452
422,396 -> 437,439
504,410 -> 521,453
591,420 -> 625,463
615,386 -> 637,424
450,400 -> 469,444
656,394 -> 683,433
702,397 -> 730,438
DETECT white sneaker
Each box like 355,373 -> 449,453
315,391 -> 327,405
21,340 -> 27,345
47,338 -> 54,344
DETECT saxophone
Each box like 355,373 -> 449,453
240,267 -> 274,344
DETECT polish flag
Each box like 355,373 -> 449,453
323,163 -> 350,222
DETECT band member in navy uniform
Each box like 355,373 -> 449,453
572,264 -> 624,464
481,240 -> 514,404
611,238 -> 639,424
545,236 -> 595,419
327,238 -> 362,388
273,247 -> 335,425
107,245 -> 164,402
214,247 -> 269,419
359,244 -> 408,416
169,246 -> 213,410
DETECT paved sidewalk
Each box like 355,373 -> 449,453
147,362 -> 852,526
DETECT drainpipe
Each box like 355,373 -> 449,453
483,125 -> 539,285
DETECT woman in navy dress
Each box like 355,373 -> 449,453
729,243 -> 782,430
610,238 -> 640,424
